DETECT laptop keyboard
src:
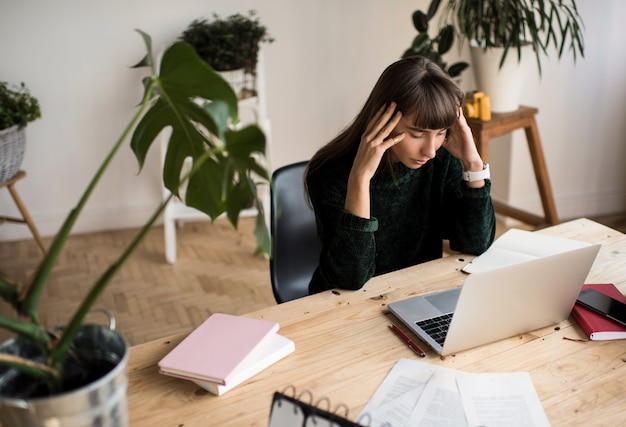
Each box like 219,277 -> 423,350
416,313 -> 454,346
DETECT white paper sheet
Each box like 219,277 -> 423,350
359,359 -> 551,427
357,359 -> 435,427
457,372 -> 551,427
462,228 -> 590,274
407,369 -> 467,426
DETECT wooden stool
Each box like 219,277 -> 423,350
0,170 -> 46,253
467,106 -> 559,227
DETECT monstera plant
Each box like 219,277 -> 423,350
0,29 -> 269,422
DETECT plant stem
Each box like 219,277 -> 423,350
49,192 -> 174,367
18,78 -> 158,323
49,143 -> 222,370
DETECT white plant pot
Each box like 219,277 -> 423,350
469,43 -> 532,113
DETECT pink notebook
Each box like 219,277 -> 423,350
158,313 -> 279,385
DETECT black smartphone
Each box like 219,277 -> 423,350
576,288 -> 626,327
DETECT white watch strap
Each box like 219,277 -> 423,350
463,163 -> 490,182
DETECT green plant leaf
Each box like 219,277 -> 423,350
225,125 -> 266,160
411,33 -> 431,52
158,43 -> 239,117
448,62 -> 469,77
0,274 -> 18,304
130,41 -> 242,212
132,29 -> 155,73
426,0 -> 442,21
437,25 -> 455,54
253,208 -> 271,255
412,10 -> 429,33
0,316 -> 49,347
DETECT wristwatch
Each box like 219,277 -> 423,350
462,163 -> 490,182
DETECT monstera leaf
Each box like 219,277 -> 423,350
131,34 -> 269,226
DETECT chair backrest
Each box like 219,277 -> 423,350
270,161 -> 319,303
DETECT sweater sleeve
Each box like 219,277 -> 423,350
442,156 -> 496,255
306,170 -> 379,294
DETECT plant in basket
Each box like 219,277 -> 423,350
0,81 -> 41,183
0,30 -> 270,426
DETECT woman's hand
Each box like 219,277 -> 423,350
345,102 -> 405,218
351,102 -> 405,183
443,108 -> 484,172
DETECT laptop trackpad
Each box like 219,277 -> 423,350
425,287 -> 461,313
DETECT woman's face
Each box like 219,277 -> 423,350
388,115 -> 447,169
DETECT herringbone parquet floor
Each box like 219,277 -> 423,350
0,217 -> 275,346
2,214 -> 626,347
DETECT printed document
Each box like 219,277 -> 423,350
358,358 -> 550,427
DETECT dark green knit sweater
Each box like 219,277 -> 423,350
306,147 -> 496,294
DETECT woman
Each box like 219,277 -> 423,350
305,56 -> 496,295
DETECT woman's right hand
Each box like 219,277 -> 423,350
351,102 -> 404,183
345,102 -> 404,218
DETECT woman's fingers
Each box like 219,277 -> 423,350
385,133 -> 405,146
365,102 -> 398,143
364,104 -> 388,135
380,112 -> 402,143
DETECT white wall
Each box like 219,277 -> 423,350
0,0 -> 624,243
489,0 -> 626,220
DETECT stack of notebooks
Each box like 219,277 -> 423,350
158,313 -> 295,395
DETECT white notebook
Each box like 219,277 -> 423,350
193,333 -> 295,395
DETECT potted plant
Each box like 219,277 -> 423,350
440,0 -> 585,111
180,10 -> 274,99
401,0 -> 469,79
0,30 -> 270,426
0,81 -> 41,183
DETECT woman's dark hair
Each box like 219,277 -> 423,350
306,56 -> 464,181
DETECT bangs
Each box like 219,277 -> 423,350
397,75 -> 463,130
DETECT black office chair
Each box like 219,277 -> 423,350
270,161 -> 320,303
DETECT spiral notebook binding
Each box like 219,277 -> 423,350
268,386 -> 370,427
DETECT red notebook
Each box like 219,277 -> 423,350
571,284 -> 626,341
158,313 -> 279,385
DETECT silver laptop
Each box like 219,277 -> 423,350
388,244 -> 601,356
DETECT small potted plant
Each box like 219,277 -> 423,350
402,0 -> 469,79
0,81 -> 41,183
0,30 -> 270,426
180,10 -> 274,99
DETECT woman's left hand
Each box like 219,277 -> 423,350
443,108 -> 484,171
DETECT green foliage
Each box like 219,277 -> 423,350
180,10 -> 274,73
0,30 -> 270,395
402,0 -> 469,78
0,81 -> 41,130
443,0 -> 585,74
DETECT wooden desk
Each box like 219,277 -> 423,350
467,106 -> 559,228
128,219 -> 626,426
